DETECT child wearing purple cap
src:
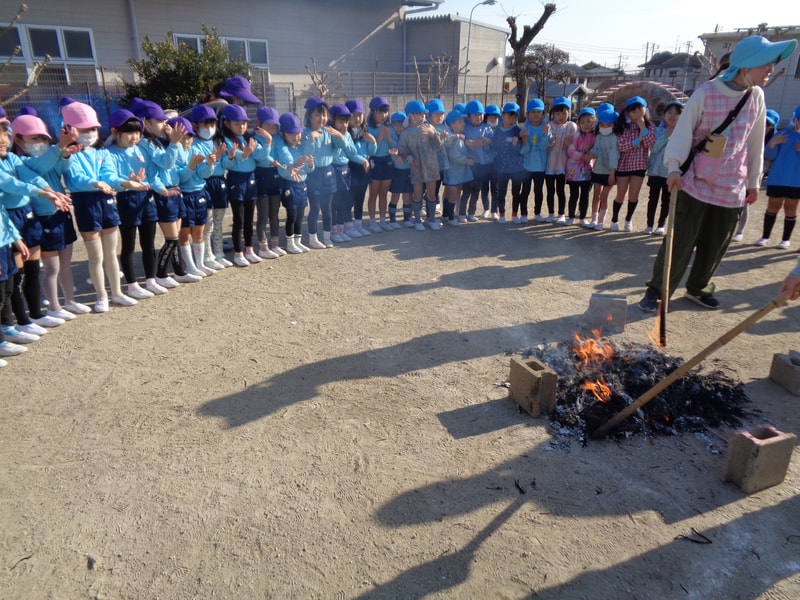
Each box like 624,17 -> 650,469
366,96 -> 395,233
253,106 -> 283,258
274,113 -> 314,254
344,99 -> 376,238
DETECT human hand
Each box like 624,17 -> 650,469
242,137 -> 256,159
543,123 -> 551,136
168,122 -> 187,144
188,155 -> 205,169
58,125 -> 79,152
255,127 -> 272,145
744,188 -> 759,205
94,181 -> 114,195
14,239 -> 30,262
780,273 -> 800,300
768,130 -> 788,148
667,171 -> 682,192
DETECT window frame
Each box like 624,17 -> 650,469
173,32 -> 269,68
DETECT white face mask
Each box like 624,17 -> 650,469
198,126 -> 216,140
598,126 -> 613,136
23,142 -> 48,157
77,131 -> 98,147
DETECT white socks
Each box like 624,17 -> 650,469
100,230 -> 123,297
42,255 -> 62,310
84,238 -> 107,300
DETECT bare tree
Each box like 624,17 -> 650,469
507,3 -> 557,110
511,44 -> 570,105
412,52 -> 462,103
0,4 -> 52,109
304,57 -> 346,99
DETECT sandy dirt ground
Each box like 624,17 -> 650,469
1,191 -> 799,600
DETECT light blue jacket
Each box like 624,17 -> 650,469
0,152 -> 48,211
764,127 -> 800,189
520,123 -> 551,173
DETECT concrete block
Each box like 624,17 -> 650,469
509,357 -> 557,417
724,425 -> 797,493
586,293 -> 626,334
769,353 -> 800,396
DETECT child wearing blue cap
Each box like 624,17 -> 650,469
610,96 -> 656,231
564,107 -> 597,224
397,100 -> 444,230
519,98 -> 551,224
544,96 -> 577,223
490,102 -> 525,223
442,110 -> 473,225
387,111 -> 413,227
644,101 -> 682,234
757,104 -> 800,249
587,109 -> 619,230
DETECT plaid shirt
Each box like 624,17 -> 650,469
617,122 -> 656,172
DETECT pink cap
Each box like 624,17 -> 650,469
10,115 -> 51,139
62,102 -> 102,129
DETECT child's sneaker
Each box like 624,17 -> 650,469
126,286 -> 154,300
535,214 -> 545,223
64,302 -> 91,315
110,294 -> 138,307
481,210 -> 491,219
777,240 -> 791,249
498,216 -> 506,224
755,237 -> 769,246
654,226 -> 665,236
458,215 -> 467,223
0,341 -> 27,357
369,220 -> 383,233
427,220 -> 441,231
555,215 -> 566,225
731,233 -> 743,242
448,219 -> 460,227
565,218 -> 574,225
156,276 -> 180,288
512,216 -> 521,224
145,281 -> 168,295
491,212 -> 500,221
403,220 -> 415,228
610,222 -> 620,231
32,314 -> 64,328
521,215 -> 528,223
1,327 -> 39,344
467,215 -> 478,222
414,222 -> 425,231
94,298 -> 109,313
624,220 -> 633,232
581,219 -> 593,228
46,308 -> 76,321
643,226 -> 653,234
593,221 -> 604,231
544,214 -> 555,223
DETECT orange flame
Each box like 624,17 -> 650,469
581,374 -> 611,402
573,330 -> 615,370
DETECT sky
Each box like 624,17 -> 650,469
435,0 -> 780,71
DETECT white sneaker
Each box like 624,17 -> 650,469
730,233 -> 743,243
492,212 -> 500,221
244,252 -> 262,263
341,232 -> 352,241
356,226 -> 371,237
32,314 -> 65,328
346,225 -> 362,238
110,294 -> 138,307
402,220 -> 415,228
467,215 -> 478,222
427,220 -> 441,230
258,247 -> 279,259
380,221 -> 394,232
156,276 -> 180,289
17,323 -> 46,336
755,237 -> 769,247
555,215 -> 566,225
448,219 -> 460,227
205,258 -> 225,270
232,255 -> 250,267
306,235 -> 326,250
186,268 -> 207,278
654,227 -> 666,236
46,308 -> 76,321
330,232 -> 345,243
197,265 -> 217,276
2,328 -> 39,344
544,214 -> 555,223
369,221 -> 382,233
624,220 -> 633,232
174,273 -> 202,283
64,302 -> 91,315
217,257 -> 234,267
581,219 -> 593,228
272,245 -> 287,256
498,216 -> 506,224
390,222 -> 402,230
565,218 -> 574,225
593,222 -> 604,231
0,341 -> 27,356
458,216 -> 467,223
0,358 -> 6,367
778,240 -> 791,249
145,281 -> 168,295
481,210 -> 491,219
512,216 -> 521,224
126,286 -> 154,300
414,222 -> 425,231
521,215 -> 528,223
643,226 -> 653,234
610,222 -> 620,232
94,298 -> 109,313
535,214 -> 545,223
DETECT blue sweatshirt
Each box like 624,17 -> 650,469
274,137 -> 314,182
464,122 -> 494,165
520,123 -> 551,173
1,152 -> 49,213
491,125 -> 525,174
63,147 -> 108,193
22,144 -> 72,195
100,144 -> 151,192
222,135 -> 262,173
764,127 -> 800,189
0,205 -> 21,248
138,138 -> 181,194
303,128 -> 348,168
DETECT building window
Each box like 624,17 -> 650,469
0,24 -> 96,84
225,38 -> 269,68
174,34 -> 202,52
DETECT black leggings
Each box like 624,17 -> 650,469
568,181 -> 592,220
545,174 -> 565,216
285,207 -> 302,237
11,260 -> 43,324
230,198 -> 256,252
647,177 -> 669,228
156,238 -> 185,278
0,276 -> 15,332
119,222 -> 157,283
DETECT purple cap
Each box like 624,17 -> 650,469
329,104 -> 351,118
0,106 -> 6,118
369,96 -> 390,110
222,104 -> 250,122
130,97 -> 167,120
108,109 -> 142,130
218,76 -> 260,104
257,106 -> 280,125
19,105 -> 38,117
304,97 -> 328,111
279,113 -> 302,134
59,96 -> 77,108
345,98 -> 364,114
167,116 -> 195,136
190,104 -> 217,123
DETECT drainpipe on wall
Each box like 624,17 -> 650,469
127,0 -> 141,61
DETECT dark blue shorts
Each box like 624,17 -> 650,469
39,210 -> 78,252
332,164 -> 351,193
181,190 -> 210,227
69,191 -> 121,232
281,180 -> 308,211
0,243 -> 18,281
390,167 -> 413,194
255,166 -> 282,197
206,175 -> 228,209
155,192 -> 184,223
6,206 -> 43,248
591,172 -> 612,187
226,170 -> 257,203
307,165 -> 337,197
766,185 -> 800,200
369,155 -> 393,181
116,190 -> 157,227
349,160 -> 371,187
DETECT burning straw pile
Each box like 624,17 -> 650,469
525,332 -> 755,441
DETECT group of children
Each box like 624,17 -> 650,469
1,83 -> 797,366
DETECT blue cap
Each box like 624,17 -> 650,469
553,96 -> 571,110
167,116 -> 195,136
793,105 -> 800,121
218,76 -> 260,104
108,109 -> 142,130
222,104 -> 250,122
130,97 -> 167,120
485,104 -> 501,116
465,100 -> 485,115
390,111 -> 407,123
453,103 -> 467,113
526,98 -> 545,112
719,35 -> 798,82
190,105 -> 217,122
445,110 -> 466,125
765,109 -> 780,127
598,102 -> 614,113
369,96 -> 390,110
279,112 -> 303,134
577,107 -> 596,119
663,100 -> 683,114
625,96 -> 647,109
426,98 -> 446,114
256,106 -> 280,125
501,102 -> 520,114
59,96 -> 77,108
346,98 -> 365,114
405,100 -> 427,114
304,97 -> 327,111
329,104 -> 351,118
597,109 -> 618,124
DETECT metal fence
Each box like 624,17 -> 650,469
1,64 -> 510,133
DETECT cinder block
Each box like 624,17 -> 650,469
724,426 -> 797,493
769,353 -> 800,396
586,293 -> 626,334
509,357 -> 557,417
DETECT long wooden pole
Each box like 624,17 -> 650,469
658,187 -> 679,346
590,293 -> 789,439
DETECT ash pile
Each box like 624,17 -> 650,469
524,334 -> 756,443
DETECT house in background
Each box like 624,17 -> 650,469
638,51 -> 703,95
699,25 -> 800,126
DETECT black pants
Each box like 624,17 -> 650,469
568,181 -> 592,220
647,176 -> 669,228
229,198 -> 256,252
119,221 -> 157,283
545,174 -> 565,216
